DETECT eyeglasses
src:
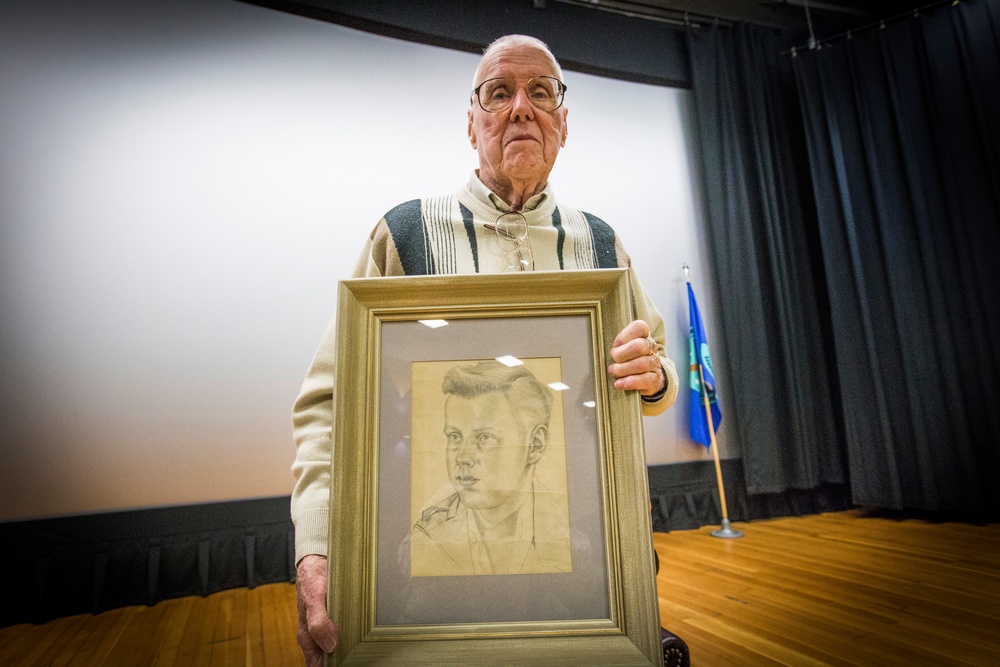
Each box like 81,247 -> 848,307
484,212 -> 534,272
472,76 -> 567,113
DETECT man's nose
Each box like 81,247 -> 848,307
508,87 -> 535,122
454,438 -> 477,466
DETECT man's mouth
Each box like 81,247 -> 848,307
454,475 -> 479,488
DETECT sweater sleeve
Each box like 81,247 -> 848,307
630,266 -> 680,416
290,312 -> 337,563
289,221 -> 392,564
614,236 -> 680,417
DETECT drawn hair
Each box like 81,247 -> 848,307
441,360 -> 553,434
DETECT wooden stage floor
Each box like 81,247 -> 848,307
656,508 -> 1000,665
2,509 -> 998,665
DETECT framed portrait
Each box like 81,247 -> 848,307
327,268 -> 663,666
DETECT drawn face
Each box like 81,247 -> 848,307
443,391 -> 542,512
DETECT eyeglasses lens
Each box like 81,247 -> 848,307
495,213 -> 528,241
493,213 -> 533,272
478,77 -> 564,113
502,246 -> 534,272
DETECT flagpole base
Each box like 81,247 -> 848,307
711,519 -> 744,539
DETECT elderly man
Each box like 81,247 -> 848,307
411,361 -> 571,577
291,34 -> 679,664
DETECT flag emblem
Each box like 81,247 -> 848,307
688,282 -> 721,447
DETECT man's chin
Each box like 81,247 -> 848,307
501,153 -> 548,176
457,488 -> 485,507
459,489 -> 527,514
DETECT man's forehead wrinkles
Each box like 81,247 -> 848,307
481,75 -> 555,84
484,66 -> 557,79
477,51 -> 558,84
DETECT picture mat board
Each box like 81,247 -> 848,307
375,315 -> 610,626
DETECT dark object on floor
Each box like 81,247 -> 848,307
661,626 -> 691,667
654,529 -> 690,666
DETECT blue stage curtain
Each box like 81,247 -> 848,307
793,0 -> 1000,513
687,23 -> 846,498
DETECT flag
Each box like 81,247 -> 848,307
688,282 -> 721,448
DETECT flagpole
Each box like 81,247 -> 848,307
685,265 -> 742,539
699,362 -> 742,539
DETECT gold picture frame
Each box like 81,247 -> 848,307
328,268 -> 662,666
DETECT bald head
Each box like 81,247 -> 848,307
472,35 -> 564,89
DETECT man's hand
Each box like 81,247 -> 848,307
296,555 -> 339,667
608,319 -> 665,397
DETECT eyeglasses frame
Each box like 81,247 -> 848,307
484,211 -> 535,272
471,76 -> 568,114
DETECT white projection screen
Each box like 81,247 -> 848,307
0,0 -> 731,521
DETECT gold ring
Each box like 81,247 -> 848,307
646,337 -> 658,356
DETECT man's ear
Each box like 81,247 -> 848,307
526,424 -> 549,466
561,107 -> 568,147
468,108 -> 477,149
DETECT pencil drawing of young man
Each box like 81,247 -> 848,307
410,360 -> 572,576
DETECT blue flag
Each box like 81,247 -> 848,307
688,282 -> 721,448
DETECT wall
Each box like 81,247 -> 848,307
0,0 -> 732,522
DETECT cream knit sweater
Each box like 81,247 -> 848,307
290,173 -> 679,562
